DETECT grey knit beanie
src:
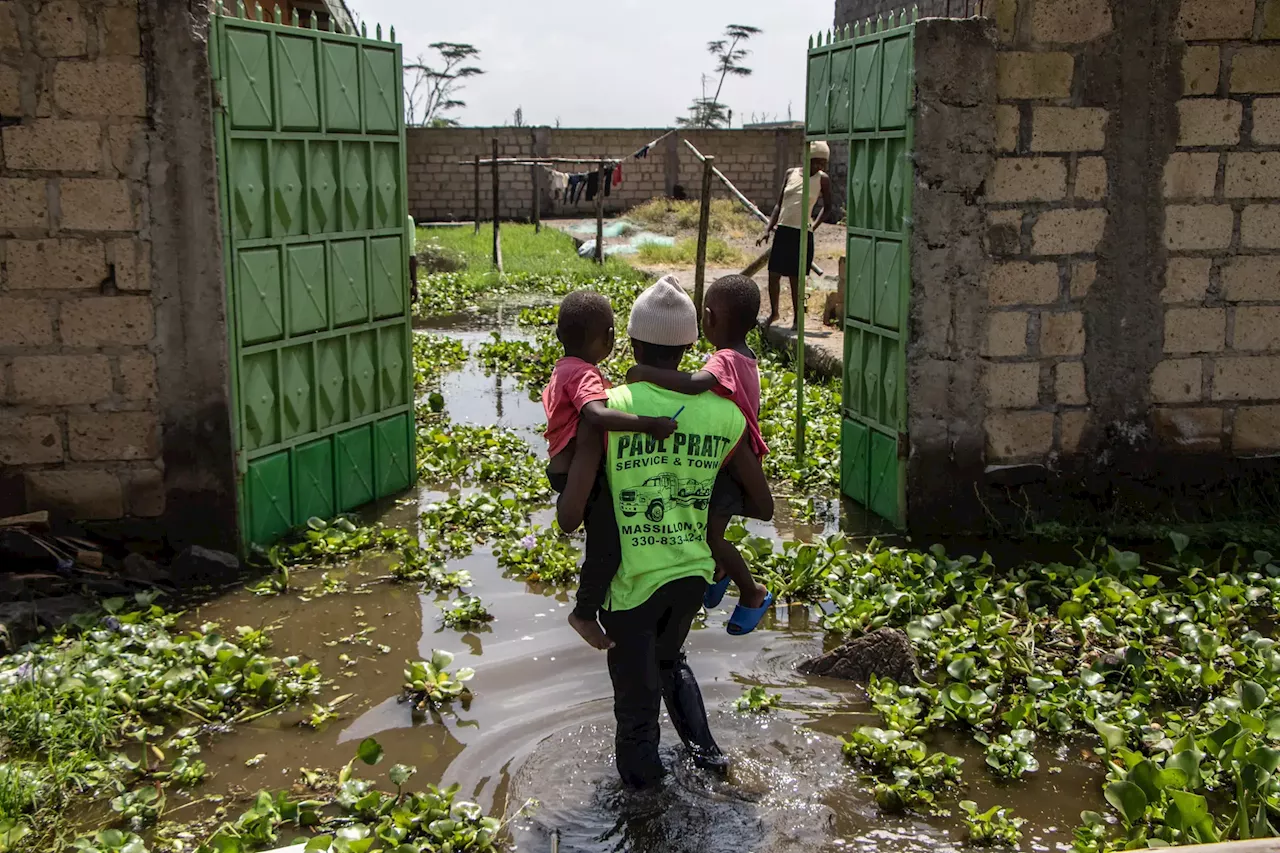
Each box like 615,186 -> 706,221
627,275 -> 699,347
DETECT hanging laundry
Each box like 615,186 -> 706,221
603,166 -> 614,198
549,170 -> 569,201
585,170 -> 600,202
567,174 -> 584,203
635,145 -> 650,159
612,164 -> 623,187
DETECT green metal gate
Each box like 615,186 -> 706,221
211,6 -> 414,548
807,13 -> 914,527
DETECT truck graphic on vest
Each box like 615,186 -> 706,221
618,473 -> 714,522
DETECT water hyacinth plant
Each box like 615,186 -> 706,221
440,595 -> 495,630
402,650 -> 475,712
733,686 -> 781,714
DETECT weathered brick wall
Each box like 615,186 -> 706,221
978,0 -> 1280,473
0,0 -> 162,520
406,127 -> 803,222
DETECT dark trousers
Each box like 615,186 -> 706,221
548,466 -> 619,620
598,575 -> 723,788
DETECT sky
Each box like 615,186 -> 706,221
352,0 -> 836,128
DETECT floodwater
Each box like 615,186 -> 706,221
181,310 -> 1104,852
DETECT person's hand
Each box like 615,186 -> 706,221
647,417 -> 678,441
756,230 -> 771,247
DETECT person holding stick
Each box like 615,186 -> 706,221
758,141 -> 834,330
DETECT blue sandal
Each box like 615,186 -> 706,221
726,591 -> 774,636
703,576 -> 732,609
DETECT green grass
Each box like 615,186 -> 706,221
413,224 -> 649,318
635,237 -> 745,267
417,224 -> 636,283
626,198 -> 759,236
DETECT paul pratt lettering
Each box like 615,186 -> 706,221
614,431 -> 734,472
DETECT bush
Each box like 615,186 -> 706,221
635,237 -> 745,267
626,198 -> 758,236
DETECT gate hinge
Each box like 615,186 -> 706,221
898,431 -> 910,460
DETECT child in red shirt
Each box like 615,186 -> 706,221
627,275 -> 771,634
543,290 -> 677,650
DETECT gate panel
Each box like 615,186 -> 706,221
808,14 -> 914,528
213,8 -> 413,549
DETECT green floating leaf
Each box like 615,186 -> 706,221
1241,680 -> 1268,712
1104,780 -> 1148,826
1058,600 -> 1085,620
1095,720 -> 1126,752
1166,789 -> 1209,832
389,763 -> 416,787
357,737 -> 385,767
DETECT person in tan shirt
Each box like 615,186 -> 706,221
758,141 -> 834,329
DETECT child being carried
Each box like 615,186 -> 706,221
627,274 -> 772,635
542,290 -> 678,650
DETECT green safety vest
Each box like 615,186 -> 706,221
603,383 -> 746,612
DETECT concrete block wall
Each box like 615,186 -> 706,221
977,0 -> 1280,470
406,127 -> 803,223
886,0 -> 1280,530
0,0 -> 237,548
0,0 -> 161,520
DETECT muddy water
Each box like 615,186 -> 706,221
185,316 -> 1103,852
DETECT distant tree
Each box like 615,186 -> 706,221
404,42 -> 484,127
676,24 -> 762,129
512,106 -> 525,127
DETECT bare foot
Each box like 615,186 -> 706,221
738,581 -> 769,610
569,612 -> 615,650
765,313 -> 779,328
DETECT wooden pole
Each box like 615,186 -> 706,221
694,156 -> 715,324
473,155 -> 481,234
594,160 -> 605,264
795,147 -> 811,462
531,163 -> 541,233
491,138 -> 503,273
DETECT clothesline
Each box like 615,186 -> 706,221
454,128 -> 678,169
545,162 -> 622,205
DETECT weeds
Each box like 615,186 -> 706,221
961,801 -> 1025,847
733,686 -> 781,713
0,593 -> 322,846
413,225 -> 645,317
495,525 -> 582,585
440,595 -> 494,630
413,332 -> 468,390
635,237 -> 745,267
626,198 -> 758,236
402,650 -> 475,712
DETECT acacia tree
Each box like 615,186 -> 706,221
676,24 -> 762,129
404,42 -> 484,127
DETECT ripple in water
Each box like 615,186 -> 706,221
505,709 -> 897,853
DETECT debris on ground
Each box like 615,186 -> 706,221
797,627 -> 920,684
0,510 -> 178,651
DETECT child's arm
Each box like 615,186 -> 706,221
580,400 -> 677,439
557,420 -> 602,533
625,363 -> 721,395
